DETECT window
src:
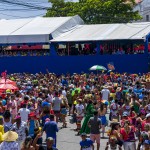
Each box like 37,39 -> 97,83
146,15 -> 149,21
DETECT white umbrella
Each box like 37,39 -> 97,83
89,65 -> 107,71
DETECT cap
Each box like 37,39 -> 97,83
146,113 -> 150,118
81,133 -> 87,136
15,115 -> 21,120
46,137 -> 54,141
122,112 -> 128,117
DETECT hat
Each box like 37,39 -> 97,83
45,118 -> 50,122
122,112 -> 128,117
110,119 -> 119,125
81,133 -> 87,136
46,137 -> 54,141
103,85 -> 108,89
15,115 -> 21,120
146,113 -> 150,118
29,112 -> 36,117
3,131 -> 18,142
116,87 -> 121,92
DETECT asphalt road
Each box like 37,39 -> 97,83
43,116 -> 109,150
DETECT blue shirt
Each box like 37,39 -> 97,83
29,120 -> 35,135
2,100 -> 6,106
43,121 -> 58,138
80,138 -> 93,149
42,101 -> 50,107
61,79 -> 68,86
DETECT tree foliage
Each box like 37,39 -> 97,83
45,0 -> 142,24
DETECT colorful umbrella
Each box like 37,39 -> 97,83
0,83 -> 18,94
89,65 -> 107,71
0,78 -> 16,86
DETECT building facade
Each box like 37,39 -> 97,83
134,0 -> 150,22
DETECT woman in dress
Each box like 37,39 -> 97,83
80,99 -> 95,134
98,103 -> 107,138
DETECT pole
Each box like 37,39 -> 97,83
68,43 -> 70,56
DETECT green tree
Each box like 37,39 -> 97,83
45,0 -> 142,24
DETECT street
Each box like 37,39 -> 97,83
56,117 -> 108,150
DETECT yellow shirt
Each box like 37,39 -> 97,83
110,93 -> 116,100
0,125 -> 4,142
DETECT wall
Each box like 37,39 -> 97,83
0,54 -> 148,74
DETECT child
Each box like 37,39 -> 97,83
105,136 -> 122,150
80,133 -> 94,150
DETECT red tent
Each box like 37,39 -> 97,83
0,83 -> 18,94
0,78 -> 16,86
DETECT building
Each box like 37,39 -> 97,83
134,0 -> 150,22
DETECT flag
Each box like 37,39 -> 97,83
107,62 -> 115,71
1,70 -> 7,83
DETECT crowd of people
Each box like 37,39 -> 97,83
0,72 -> 149,150
57,43 -> 149,56
0,50 -> 50,57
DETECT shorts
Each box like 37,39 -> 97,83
61,108 -> 67,115
99,116 -> 107,125
54,110 -> 60,114
90,134 -> 100,144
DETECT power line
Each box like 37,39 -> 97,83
0,0 -> 50,10
0,12 -> 45,18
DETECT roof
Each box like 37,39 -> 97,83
0,15 -> 84,44
51,22 -> 150,42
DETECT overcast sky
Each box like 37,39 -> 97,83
0,0 -> 78,19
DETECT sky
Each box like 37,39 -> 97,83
0,0 -> 78,19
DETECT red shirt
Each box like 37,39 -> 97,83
120,126 -> 135,141
141,120 -> 150,131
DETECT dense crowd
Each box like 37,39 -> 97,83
0,72 -> 149,150
0,50 -> 50,57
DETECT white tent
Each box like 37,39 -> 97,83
51,22 -> 150,42
0,15 -> 84,44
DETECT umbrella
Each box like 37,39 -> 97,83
0,83 -> 18,94
89,65 -> 107,71
0,78 -> 16,86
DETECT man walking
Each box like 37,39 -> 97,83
52,91 -> 62,123
43,114 -> 58,147
88,110 -> 101,150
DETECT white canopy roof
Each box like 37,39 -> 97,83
51,22 -> 150,42
0,15 -> 83,44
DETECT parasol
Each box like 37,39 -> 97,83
0,78 -> 16,86
89,65 -> 107,71
0,83 -> 18,94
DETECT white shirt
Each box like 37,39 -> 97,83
0,141 -> 19,150
62,90 -> 67,97
18,108 -> 30,122
101,88 -> 110,101
75,104 -> 84,116
52,97 -> 62,111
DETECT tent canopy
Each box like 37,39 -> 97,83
0,15 -> 84,44
51,22 -> 150,42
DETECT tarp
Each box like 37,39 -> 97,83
51,22 -> 150,42
0,15 -> 84,44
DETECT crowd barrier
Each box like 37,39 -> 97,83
0,54 -> 148,74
